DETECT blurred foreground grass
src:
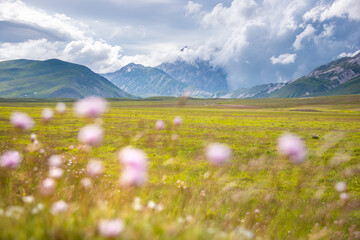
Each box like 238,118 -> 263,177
0,95 -> 359,239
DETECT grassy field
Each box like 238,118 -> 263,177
0,95 -> 359,239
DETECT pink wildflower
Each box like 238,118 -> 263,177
118,147 -> 148,187
0,151 -> 22,169
48,155 -> 62,167
48,168 -> 64,179
40,178 -> 56,196
55,102 -> 67,114
277,133 -> 307,164
155,120 -> 165,130
335,182 -> 347,192
41,108 -> 54,122
98,219 -> 124,238
51,200 -> 68,214
10,112 -> 34,131
118,147 -> 147,171
173,116 -> 182,126
74,97 -> 108,118
78,124 -> 104,146
206,143 -> 232,166
86,159 -> 104,177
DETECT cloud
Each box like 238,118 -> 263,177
0,0 -> 126,73
320,0 -> 360,21
292,24 -> 315,50
277,0 -> 308,36
270,53 -> 296,64
303,0 -> 360,22
319,23 -> 335,38
62,39 -> 123,73
106,0 -> 172,5
0,0 -> 87,41
185,1 -> 202,15
338,49 -> 360,58
0,39 -> 62,61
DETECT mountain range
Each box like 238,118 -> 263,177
221,52 -> 360,98
0,59 -> 132,98
102,62 -> 214,98
0,52 -> 359,99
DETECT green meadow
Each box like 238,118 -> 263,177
0,95 -> 359,239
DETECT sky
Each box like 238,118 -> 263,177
0,0 -> 359,89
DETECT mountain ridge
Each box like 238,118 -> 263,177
0,58 -> 134,99
102,63 -> 214,98
221,52 -> 360,99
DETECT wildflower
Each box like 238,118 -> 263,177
22,196 -> 35,204
78,124 -> 104,146
42,108 -> 54,122
206,143 -> 232,166
118,147 -> 148,187
5,206 -> 24,219
56,102 -> 67,114
10,112 -> 34,131
118,147 -> 147,170
40,178 -> 56,196
340,192 -> 349,200
186,215 -> 194,222
277,133 -> 307,164
155,203 -> 164,212
74,97 -> 108,118
147,201 -> 156,209
48,168 -> 64,179
173,116 -> 182,126
86,159 -> 104,177
30,133 -> 37,142
120,168 -> 147,187
155,120 -> 165,130
132,197 -> 143,211
98,219 -> 124,238
335,182 -> 347,192
0,151 -> 22,169
48,155 -> 62,167
51,200 -> 68,214
31,203 -> 44,214
80,178 -> 92,188
171,134 -> 178,141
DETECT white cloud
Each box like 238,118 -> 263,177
338,49 -> 360,58
292,24 -> 315,50
0,0 -> 127,73
303,4 -> 327,22
303,0 -> 360,22
320,0 -> 360,21
185,1 -> 202,15
0,0 -> 87,41
270,53 -> 296,64
62,39 -> 123,73
319,23 -> 335,38
106,0 -> 172,5
0,39 -> 62,61
277,0 -> 307,35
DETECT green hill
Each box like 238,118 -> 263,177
0,59 -> 134,98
